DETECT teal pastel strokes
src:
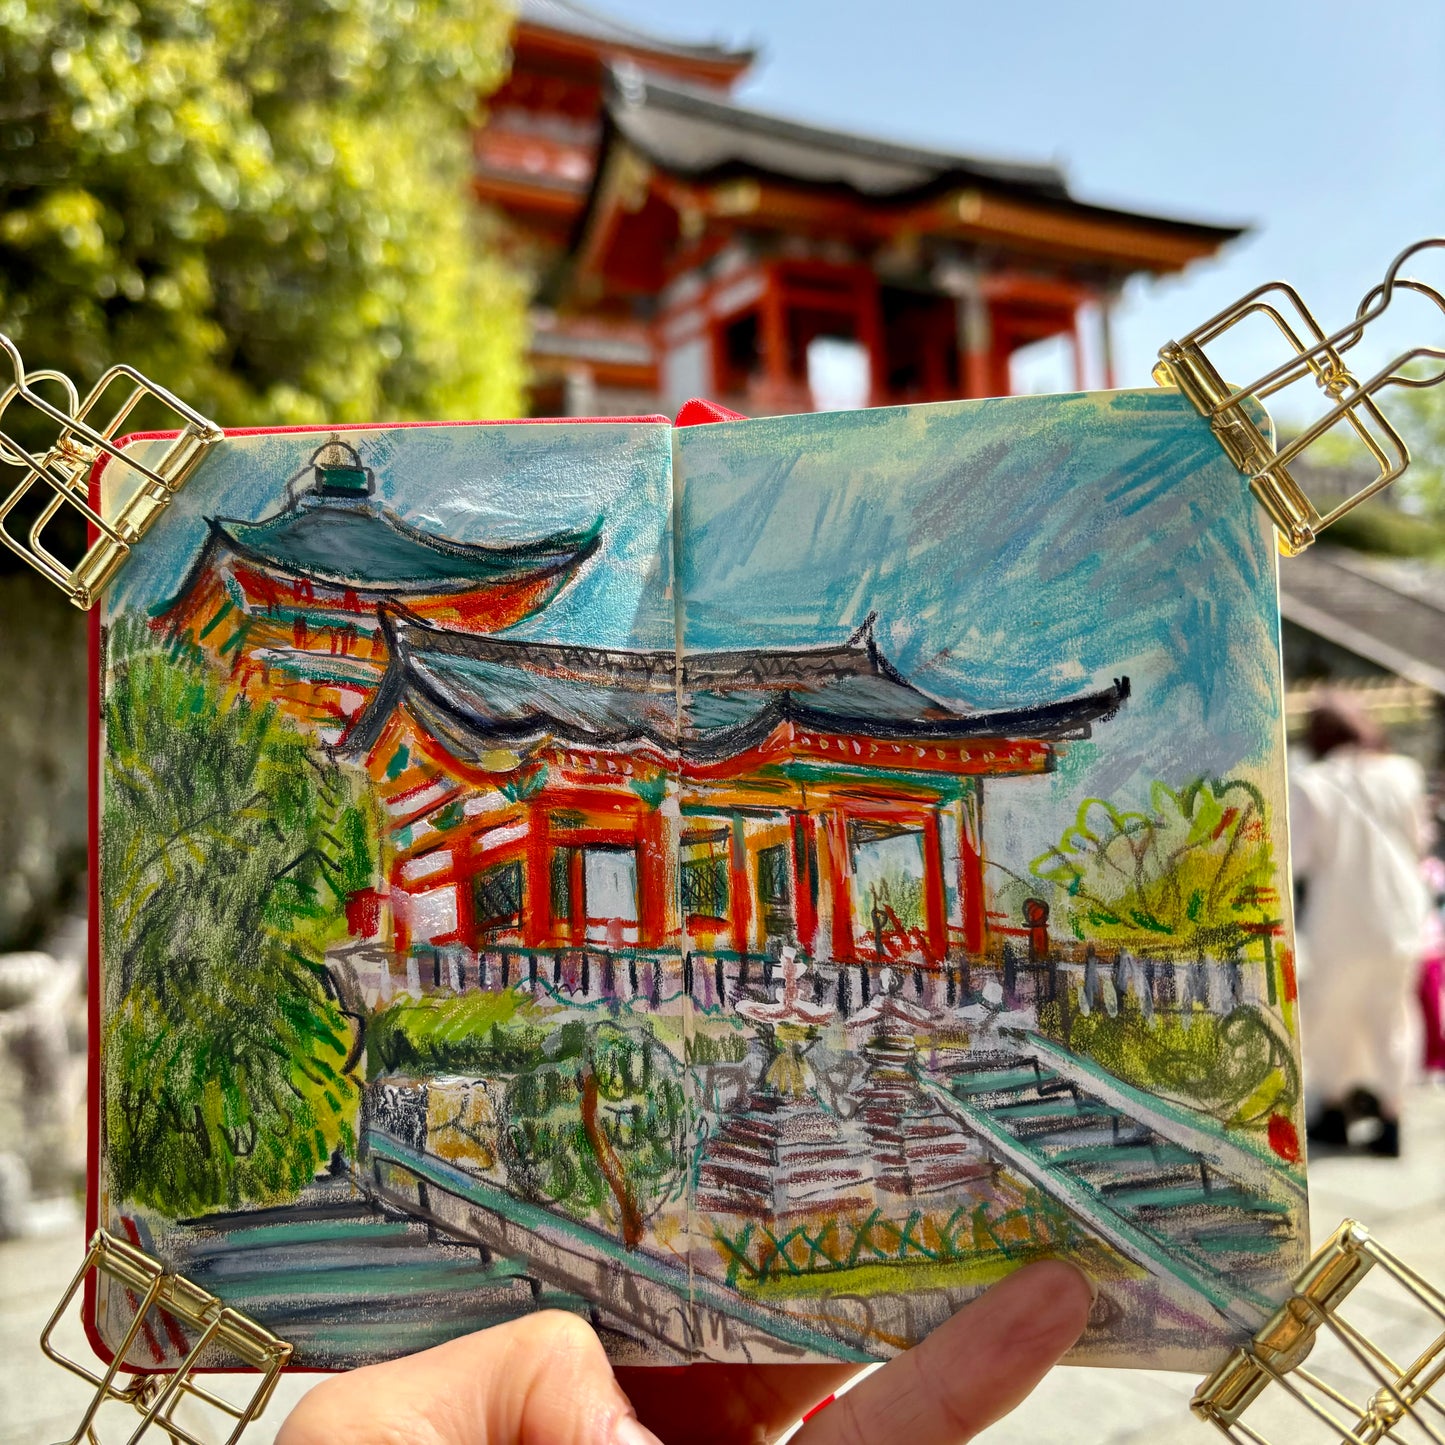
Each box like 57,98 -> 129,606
105,420 -> 676,651
672,388 -> 1283,868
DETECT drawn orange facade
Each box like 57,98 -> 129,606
156,438 -> 600,742
347,609 -> 1128,966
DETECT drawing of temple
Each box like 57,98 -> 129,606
344,607 -> 1128,968
156,438 -> 601,740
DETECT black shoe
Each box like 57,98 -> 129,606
1365,1117 -> 1401,1158
1307,1107 -> 1348,1147
1345,1087 -> 1383,1122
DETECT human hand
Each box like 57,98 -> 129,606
275,1258 -> 1093,1445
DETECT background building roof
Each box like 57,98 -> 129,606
518,0 -> 755,67
601,66 -> 1244,240
1278,546 -> 1445,695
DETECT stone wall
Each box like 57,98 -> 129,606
0,570 -> 88,951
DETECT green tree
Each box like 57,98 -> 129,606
502,1021 -> 690,1250
1031,777 -> 1277,957
102,623 -> 377,1214
0,0 -> 524,428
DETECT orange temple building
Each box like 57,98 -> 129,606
346,608 -> 1129,975
479,1 -> 1243,416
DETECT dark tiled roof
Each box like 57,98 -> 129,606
209,501 -> 601,595
518,0 -> 754,65
1279,546 -> 1445,694
346,609 -> 1130,763
603,67 -> 1244,238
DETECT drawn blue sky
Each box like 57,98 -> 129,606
105,420 -> 676,649
674,388 -> 1285,867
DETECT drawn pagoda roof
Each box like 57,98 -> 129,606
207,505 -> 601,595
518,0 -> 754,67
163,435 -> 603,605
600,66 -> 1243,238
346,608 -> 1130,764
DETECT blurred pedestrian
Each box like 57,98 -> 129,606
1418,854 -> 1445,1077
1290,695 -> 1430,1157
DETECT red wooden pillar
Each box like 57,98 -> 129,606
637,806 -> 670,948
523,803 -> 551,949
960,291 -> 993,400
920,808 -> 949,964
959,787 -> 986,958
760,265 -> 790,405
1100,295 -> 1117,390
728,813 -> 752,955
791,812 -> 820,955
568,845 -> 586,939
823,808 -> 856,962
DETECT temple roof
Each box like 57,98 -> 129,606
199,504 -> 601,597
601,66 -> 1243,239
518,0 -> 755,68
346,609 -> 1129,764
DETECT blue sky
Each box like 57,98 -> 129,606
595,0 -> 1445,427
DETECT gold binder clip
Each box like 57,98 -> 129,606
40,1229 -> 293,1444
0,332 -> 222,608
1155,237 -> 1445,555
1194,1218 -> 1445,1443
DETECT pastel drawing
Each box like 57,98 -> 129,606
94,391 -> 1306,1371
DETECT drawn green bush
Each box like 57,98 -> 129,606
367,991 -> 548,1080
102,624 -> 375,1214
1043,998 -> 1298,1128
501,1021 -> 689,1250
1031,777 -> 1277,956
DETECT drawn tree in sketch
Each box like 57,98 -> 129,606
102,621 -> 378,1214
501,1021 -> 689,1250
1031,777 -> 1277,957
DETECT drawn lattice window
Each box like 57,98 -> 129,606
551,847 -> 575,924
757,842 -> 794,936
474,860 -> 523,930
681,829 -> 729,920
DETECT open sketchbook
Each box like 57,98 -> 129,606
89,389 -> 1309,1371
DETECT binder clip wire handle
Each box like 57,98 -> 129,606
0,334 -> 222,609
1156,237 -> 1445,555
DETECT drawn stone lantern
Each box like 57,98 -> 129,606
848,967 -> 993,1197
694,948 -> 870,1219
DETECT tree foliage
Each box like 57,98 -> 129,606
102,623 -> 377,1214
1031,778 -> 1277,956
0,0 -> 524,428
502,1020 -> 690,1250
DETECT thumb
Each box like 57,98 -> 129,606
276,1309 -> 662,1445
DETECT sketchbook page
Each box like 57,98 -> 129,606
92,419 -> 693,1368
671,388 -> 1307,1370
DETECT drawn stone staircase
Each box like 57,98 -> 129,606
926,1032 -> 1307,1333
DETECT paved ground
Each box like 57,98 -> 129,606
5,1086 -> 1443,1445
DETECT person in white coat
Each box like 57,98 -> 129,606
1290,696 -> 1430,1157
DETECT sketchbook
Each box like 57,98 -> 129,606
84,387 -> 1310,1372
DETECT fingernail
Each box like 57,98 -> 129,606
613,1415 -> 666,1445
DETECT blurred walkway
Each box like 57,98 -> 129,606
4,1084 -> 1444,1444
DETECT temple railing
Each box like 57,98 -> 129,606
337,938 -> 1277,1023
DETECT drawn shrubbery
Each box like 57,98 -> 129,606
1031,777 -> 1277,958
102,625 -> 374,1214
